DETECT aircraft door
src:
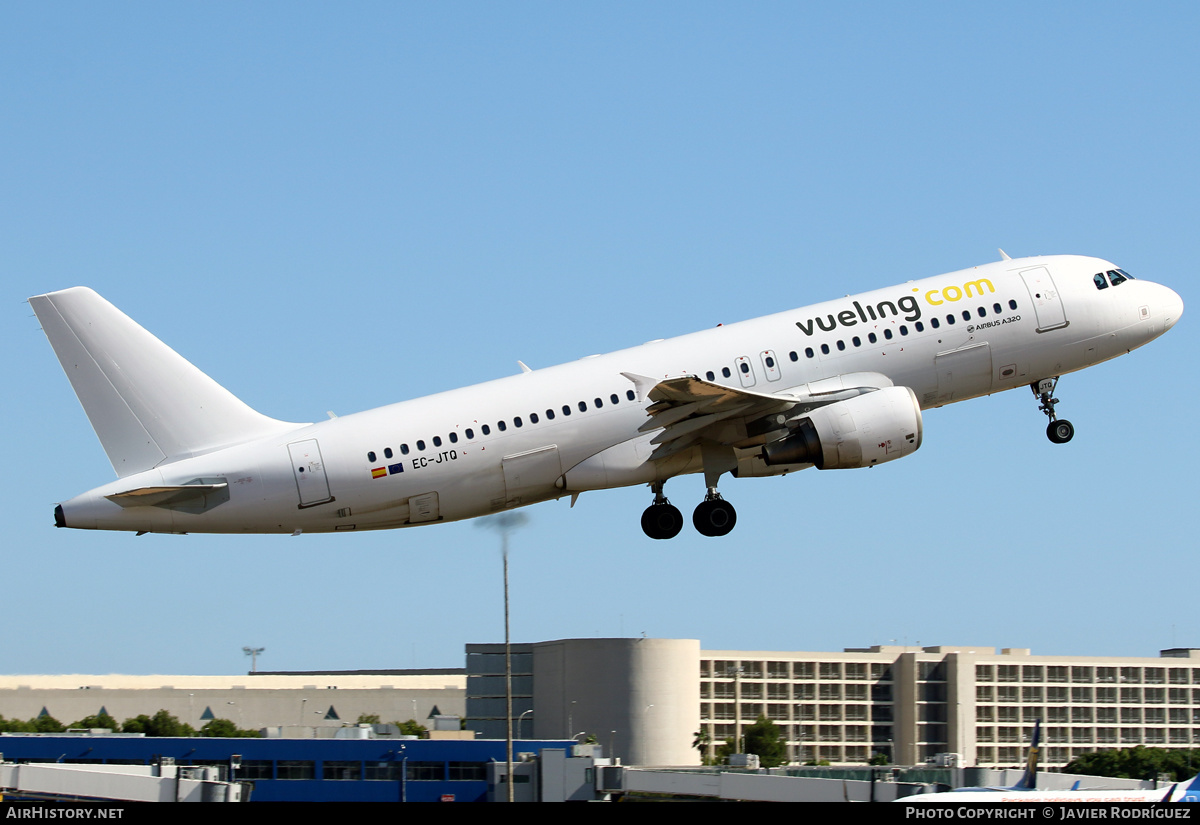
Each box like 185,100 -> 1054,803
1020,266 -> 1068,331
288,439 -> 334,508
502,445 -> 563,508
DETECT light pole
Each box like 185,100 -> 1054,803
478,511 -> 529,802
243,647 -> 264,674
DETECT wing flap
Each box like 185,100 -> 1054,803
624,370 -> 899,464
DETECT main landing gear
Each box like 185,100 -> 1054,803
641,481 -> 683,540
1033,377 -> 1074,444
640,482 -> 738,539
693,490 -> 737,537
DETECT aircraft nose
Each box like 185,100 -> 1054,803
1162,286 -> 1184,330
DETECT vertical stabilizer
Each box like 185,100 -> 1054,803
1012,719 -> 1040,789
30,287 -> 304,477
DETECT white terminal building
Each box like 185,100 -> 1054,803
5,641 -> 1199,769
465,640 -> 1200,767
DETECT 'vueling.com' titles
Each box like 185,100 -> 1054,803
794,278 -> 997,336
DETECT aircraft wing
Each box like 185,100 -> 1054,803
622,371 -> 895,461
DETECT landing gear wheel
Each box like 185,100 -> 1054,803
693,498 -> 737,537
641,503 -> 683,540
1047,419 -> 1074,444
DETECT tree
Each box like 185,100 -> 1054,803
122,710 -> 196,737
1065,747 -> 1200,782
70,712 -> 120,731
391,718 -> 427,737
0,715 -> 35,733
713,738 -> 737,765
32,714 -> 66,733
743,714 -> 788,768
198,718 -> 261,738
356,713 -> 381,725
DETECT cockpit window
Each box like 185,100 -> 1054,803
1094,272 -> 1109,290
1107,269 -> 1128,286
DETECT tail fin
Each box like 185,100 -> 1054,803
1012,719 -> 1040,790
30,287 -> 303,477
1175,773 -> 1200,802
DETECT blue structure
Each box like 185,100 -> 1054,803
0,734 -> 576,802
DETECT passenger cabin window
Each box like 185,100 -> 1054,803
562,405 -> 571,416
578,401 -> 587,412
481,425 -> 491,435
529,413 -> 538,424
367,451 -> 376,462
384,448 -> 393,459
401,444 -> 410,455
465,429 -> 474,439
722,367 -> 731,378
545,409 -> 555,420
626,390 -> 635,401
432,436 -> 442,447
610,393 -> 619,405
706,370 -> 715,380
449,432 -> 458,443
497,420 -> 507,432
417,440 -> 426,451
513,417 -> 522,428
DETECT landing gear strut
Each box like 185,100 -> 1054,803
1033,377 -> 1074,444
641,481 -> 683,540
693,490 -> 737,538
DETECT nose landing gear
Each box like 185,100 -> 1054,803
1033,377 -> 1074,444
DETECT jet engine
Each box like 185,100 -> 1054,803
761,386 -> 923,470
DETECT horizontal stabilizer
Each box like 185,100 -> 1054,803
30,287 -> 304,477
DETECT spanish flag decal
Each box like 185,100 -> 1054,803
371,467 -> 387,479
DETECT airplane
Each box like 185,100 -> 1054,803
901,771 -> 1200,803
29,253 -> 1182,539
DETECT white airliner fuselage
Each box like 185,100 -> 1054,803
32,254 -> 1182,538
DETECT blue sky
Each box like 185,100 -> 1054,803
3,3 -> 1197,676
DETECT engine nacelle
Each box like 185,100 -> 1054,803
761,386 -> 923,469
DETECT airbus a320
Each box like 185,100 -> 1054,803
30,253 -> 1182,539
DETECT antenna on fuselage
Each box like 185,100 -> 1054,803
999,248 -> 1012,260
